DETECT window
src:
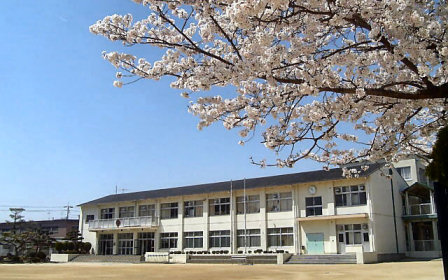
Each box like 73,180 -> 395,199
305,196 -> 322,216
100,208 -> 115,220
41,226 -> 58,234
161,202 -> 178,219
397,166 -> 411,180
209,230 -> 230,247
418,168 -> 428,184
117,233 -> 134,255
160,232 -> 178,249
85,215 -> 95,223
236,195 -> 260,214
209,198 -> 230,216
267,227 -> 293,247
334,185 -> 367,207
266,192 -> 292,212
119,206 -> 135,218
184,200 -> 203,218
138,204 -> 155,217
184,231 -> 203,248
337,223 -> 369,245
237,229 -> 261,247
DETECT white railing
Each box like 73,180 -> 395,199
414,240 -> 437,251
404,203 -> 433,216
88,216 -> 159,230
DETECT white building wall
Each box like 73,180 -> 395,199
79,206 -> 99,253
368,169 -> 407,254
79,166 -> 409,257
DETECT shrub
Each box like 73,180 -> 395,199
36,251 -> 46,260
65,241 -> 74,251
54,242 -> 66,253
82,242 -> 92,253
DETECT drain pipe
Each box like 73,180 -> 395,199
389,168 -> 399,254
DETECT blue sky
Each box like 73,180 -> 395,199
0,1 -> 321,222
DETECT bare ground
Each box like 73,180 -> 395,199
0,260 -> 443,280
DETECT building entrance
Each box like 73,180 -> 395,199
98,234 -> 114,255
136,232 -> 155,255
117,233 -> 134,255
306,233 -> 324,254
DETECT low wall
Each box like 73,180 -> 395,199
170,254 -> 188,264
50,254 -> 79,263
406,251 -> 442,259
277,253 -> 293,264
144,252 -> 170,263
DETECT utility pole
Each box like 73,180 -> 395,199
64,203 -> 73,220
244,178 -> 247,255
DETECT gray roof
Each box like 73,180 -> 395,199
79,163 -> 383,206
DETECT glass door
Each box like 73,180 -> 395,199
98,234 -> 114,255
136,232 -> 155,255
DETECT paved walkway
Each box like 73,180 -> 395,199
0,260 -> 443,280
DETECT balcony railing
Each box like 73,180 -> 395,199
88,216 -> 159,231
403,203 -> 434,216
414,240 -> 438,251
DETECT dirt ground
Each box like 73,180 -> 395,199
0,260 -> 443,280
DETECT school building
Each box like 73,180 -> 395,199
78,158 -> 442,263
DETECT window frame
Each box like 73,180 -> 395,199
267,227 -> 294,247
397,166 -> 412,180
237,229 -> 261,247
85,215 -> 95,223
209,230 -> 231,248
236,195 -> 260,214
160,232 -> 178,249
119,206 -> 135,218
209,198 -> 231,216
160,202 -> 179,220
138,204 -> 155,217
337,223 -> 369,245
184,200 -> 204,218
334,185 -> 367,207
305,196 -> 323,217
266,192 -> 293,212
100,208 -> 115,220
184,231 -> 203,248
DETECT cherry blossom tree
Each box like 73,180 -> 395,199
90,0 -> 448,170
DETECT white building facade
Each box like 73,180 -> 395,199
79,163 -> 424,261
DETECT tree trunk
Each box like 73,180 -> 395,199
434,182 -> 448,279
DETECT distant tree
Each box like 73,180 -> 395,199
0,231 -> 33,258
28,230 -> 54,254
64,230 -> 84,252
7,208 -> 25,233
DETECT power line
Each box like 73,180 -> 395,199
0,205 -> 77,208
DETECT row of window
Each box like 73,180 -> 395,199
92,186 -> 367,221
160,228 -> 294,249
95,192 -> 293,221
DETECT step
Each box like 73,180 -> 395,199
286,254 -> 357,264
71,255 -> 143,263
187,255 -> 277,264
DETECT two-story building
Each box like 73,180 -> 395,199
0,219 -> 79,256
393,157 -> 442,259
79,163 -> 413,262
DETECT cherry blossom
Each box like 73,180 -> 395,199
90,0 -> 448,169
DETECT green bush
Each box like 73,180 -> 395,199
54,242 -> 66,253
82,242 -> 92,253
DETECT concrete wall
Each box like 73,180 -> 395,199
368,169 -> 407,254
393,157 -> 429,186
